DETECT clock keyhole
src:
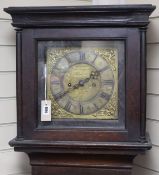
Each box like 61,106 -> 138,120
68,83 -> 71,87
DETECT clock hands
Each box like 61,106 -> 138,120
54,71 -> 100,100
72,70 -> 100,89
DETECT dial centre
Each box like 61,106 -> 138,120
63,63 -> 101,102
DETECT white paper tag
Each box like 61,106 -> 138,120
41,100 -> 51,121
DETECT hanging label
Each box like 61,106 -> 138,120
41,100 -> 51,121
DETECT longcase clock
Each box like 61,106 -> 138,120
4,5 -> 155,175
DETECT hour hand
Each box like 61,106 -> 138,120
78,78 -> 90,86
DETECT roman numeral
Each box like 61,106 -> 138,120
79,51 -> 85,61
64,101 -> 72,111
51,80 -> 60,85
54,91 -> 65,100
65,54 -> 72,63
102,80 -> 114,86
99,92 -> 110,100
79,104 -> 84,114
93,103 -> 99,110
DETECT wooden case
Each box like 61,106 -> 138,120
4,5 -> 155,175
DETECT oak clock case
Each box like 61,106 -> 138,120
4,5 -> 155,175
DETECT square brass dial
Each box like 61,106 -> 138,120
45,41 -> 119,120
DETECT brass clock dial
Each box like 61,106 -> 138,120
46,44 -> 118,120
50,51 -> 114,115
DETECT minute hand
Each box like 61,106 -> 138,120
77,77 -> 91,87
